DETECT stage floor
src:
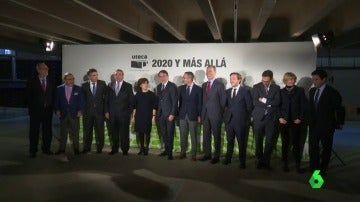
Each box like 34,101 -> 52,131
0,109 -> 359,201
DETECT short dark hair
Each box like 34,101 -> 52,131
230,72 -> 242,80
158,70 -> 168,76
135,78 -> 149,92
184,71 -> 194,80
311,69 -> 327,79
262,70 -> 273,79
87,68 -> 98,76
207,65 -> 216,71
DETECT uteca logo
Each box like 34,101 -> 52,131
131,55 -> 148,69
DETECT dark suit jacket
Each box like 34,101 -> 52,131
106,81 -> 134,116
82,80 -> 107,116
279,86 -> 308,122
225,86 -> 253,125
54,84 -> 84,120
252,82 -> 280,121
201,78 -> 226,120
26,75 -> 55,115
156,81 -> 178,118
309,84 -> 342,133
178,84 -> 202,121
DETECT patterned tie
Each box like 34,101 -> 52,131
206,81 -> 211,97
186,85 -> 190,96
92,82 -> 96,96
314,88 -> 320,108
161,84 -> 165,91
41,79 -> 46,93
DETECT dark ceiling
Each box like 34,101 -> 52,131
0,0 -> 359,56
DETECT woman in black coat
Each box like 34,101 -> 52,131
279,72 -> 308,173
132,78 -> 157,155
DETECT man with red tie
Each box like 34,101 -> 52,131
26,62 -> 55,158
200,66 -> 226,164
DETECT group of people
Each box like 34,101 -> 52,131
27,62 -> 342,176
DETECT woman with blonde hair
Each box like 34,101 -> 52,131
279,72 -> 308,173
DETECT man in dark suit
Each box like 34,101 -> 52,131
106,69 -> 134,155
200,66 -> 226,164
26,62 -> 55,158
309,69 -> 342,176
178,71 -> 202,161
156,70 -> 178,160
278,72 -> 308,173
54,73 -> 84,155
252,70 -> 280,169
82,68 -> 107,153
223,72 -> 253,169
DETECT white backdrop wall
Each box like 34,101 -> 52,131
62,42 -> 316,90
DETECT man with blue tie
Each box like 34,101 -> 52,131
223,72 -> 253,169
82,68 -> 108,154
54,73 -> 84,155
178,72 -> 202,161
252,70 -> 280,170
106,69 -> 134,155
309,69 -> 342,177
200,66 -> 226,164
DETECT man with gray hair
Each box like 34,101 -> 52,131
106,69 -> 134,155
26,62 -> 55,158
178,71 -> 202,161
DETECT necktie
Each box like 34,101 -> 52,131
265,86 -> 269,95
41,79 -> 46,93
314,88 -> 320,108
92,82 -> 96,96
116,82 -> 120,96
161,84 -> 165,91
186,86 -> 190,96
232,88 -> 236,99
206,81 -> 211,97
66,86 -> 71,103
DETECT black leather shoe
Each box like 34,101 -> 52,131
29,152 -> 36,158
82,149 -> 90,154
55,150 -> 65,155
179,153 -> 186,159
256,162 -> 264,169
109,150 -> 118,155
123,151 -> 128,156
199,156 -> 211,161
96,149 -> 102,154
222,159 -> 231,165
210,158 -> 219,164
283,164 -> 290,172
43,150 -> 53,155
168,155 -> 173,160
159,151 -> 167,156
296,167 -> 305,174
144,148 -> 149,156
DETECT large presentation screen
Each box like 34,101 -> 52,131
62,42 -> 316,155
